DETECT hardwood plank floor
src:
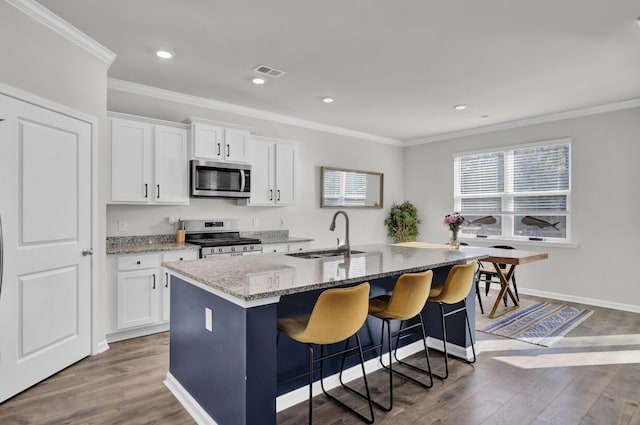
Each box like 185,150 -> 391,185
0,293 -> 638,424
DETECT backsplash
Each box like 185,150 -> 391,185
107,230 -> 291,249
107,234 -> 177,250
240,229 -> 289,243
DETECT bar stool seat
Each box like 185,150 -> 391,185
359,270 -> 434,411
277,282 -> 374,425
428,262 -> 477,380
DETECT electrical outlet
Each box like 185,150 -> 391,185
118,220 -> 127,231
205,308 -> 213,332
253,218 -> 259,227
280,217 -> 286,226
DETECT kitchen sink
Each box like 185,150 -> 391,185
285,249 -> 364,259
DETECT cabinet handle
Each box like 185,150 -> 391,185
165,272 -> 169,288
226,144 -> 230,157
269,189 -> 273,201
136,261 -> 141,265
157,184 -> 160,199
277,190 -> 281,201
152,274 -> 156,289
217,143 -> 221,156
144,184 -> 148,198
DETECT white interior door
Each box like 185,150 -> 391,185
0,93 -> 93,403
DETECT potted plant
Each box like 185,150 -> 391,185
385,201 -> 421,242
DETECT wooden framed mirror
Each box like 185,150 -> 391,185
321,166 -> 384,208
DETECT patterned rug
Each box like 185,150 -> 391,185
479,302 -> 594,347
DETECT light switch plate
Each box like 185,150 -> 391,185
205,307 -> 213,332
118,220 -> 127,231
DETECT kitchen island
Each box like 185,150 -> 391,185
163,244 -> 485,425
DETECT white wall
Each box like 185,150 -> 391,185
404,107 -> 640,310
106,90 -> 405,248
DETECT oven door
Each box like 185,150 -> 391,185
191,160 -> 251,198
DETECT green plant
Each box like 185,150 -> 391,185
385,201 -> 421,242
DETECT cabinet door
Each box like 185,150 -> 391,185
111,118 -> 152,202
262,243 -> 289,253
116,269 -> 159,329
288,242 -> 311,252
224,128 -> 250,163
154,125 -> 189,204
161,251 -> 198,322
193,123 -> 223,160
248,138 -> 275,205
275,144 -> 296,205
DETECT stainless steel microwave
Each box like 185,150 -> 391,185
190,160 -> 251,198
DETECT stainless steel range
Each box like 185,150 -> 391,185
181,219 -> 262,258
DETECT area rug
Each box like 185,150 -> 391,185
479,302 -> 594,347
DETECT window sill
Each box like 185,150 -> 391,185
460,236 -> 577,249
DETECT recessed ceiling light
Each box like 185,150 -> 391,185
322,97 -> 335,104
454,104 -> 468,111
156,50 -> 173,59
480,114 -> 490,119
252,77 -> 266,85
636,17 -> 640,27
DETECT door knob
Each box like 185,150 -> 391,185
82,248 -> 94,256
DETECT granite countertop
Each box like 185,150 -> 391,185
163,243 -> 486,303
107,231 -> 314,255
260,236 -> 314,244
107,235 -> 200,255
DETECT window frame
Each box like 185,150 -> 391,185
453,137 -> 572,244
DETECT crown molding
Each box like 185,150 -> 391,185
107,78 -> 403,146
405,98 -> 640,146
6,0 -> 116,65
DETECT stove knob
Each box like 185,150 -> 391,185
243,246 -> 247,251
231,247 -> 235,252
218,248 -> 223,253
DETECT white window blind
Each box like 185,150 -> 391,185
322,170 -> 367,206
454,139 -> 571,241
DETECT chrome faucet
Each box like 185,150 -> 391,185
329,210 -> 350,257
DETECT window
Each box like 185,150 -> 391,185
454,138 -> 571,241
322,170 -> 367,206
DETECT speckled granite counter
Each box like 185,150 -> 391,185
163,243 -> 484,304
106,235 -> 199,255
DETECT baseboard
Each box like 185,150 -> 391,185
517,288 -> 640,314
105,323 -> 170,343
94,339 -> 110,355
165,373 -> 218,425
275,337 -> 472,412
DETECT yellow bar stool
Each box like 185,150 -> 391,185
277,282 -> 374,425
427,262 -> 478,380
365,270 -> 435,411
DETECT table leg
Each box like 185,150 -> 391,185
488,263 -> 519,319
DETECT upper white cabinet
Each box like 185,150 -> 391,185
110,114 -> 189,205
248,136 -> 297,206
188,118 -> 250,163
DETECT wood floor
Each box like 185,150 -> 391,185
1,294 -> 639,424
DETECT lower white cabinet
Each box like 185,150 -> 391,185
107,250 -> 198,341
261,241 -> 310,253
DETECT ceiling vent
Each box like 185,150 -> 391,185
253,64 -> 286,78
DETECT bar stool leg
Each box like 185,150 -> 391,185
307,344 -> 314,425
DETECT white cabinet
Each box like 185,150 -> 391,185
117,268 -> 159,329
107,249 -> 198,341
110,115 -> 189,205
161,251 -> 198,321
261,241 -> 310,253
190,120 -> 250,163
248,136 -> 297,206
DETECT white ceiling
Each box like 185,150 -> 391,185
37,0 -> 640,142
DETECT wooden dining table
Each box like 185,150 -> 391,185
393,242 -> 549,319
463,246 -> 548,318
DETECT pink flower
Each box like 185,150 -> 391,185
443,212 -> 465,231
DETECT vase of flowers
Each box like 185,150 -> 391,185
444,212 -> 465,249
